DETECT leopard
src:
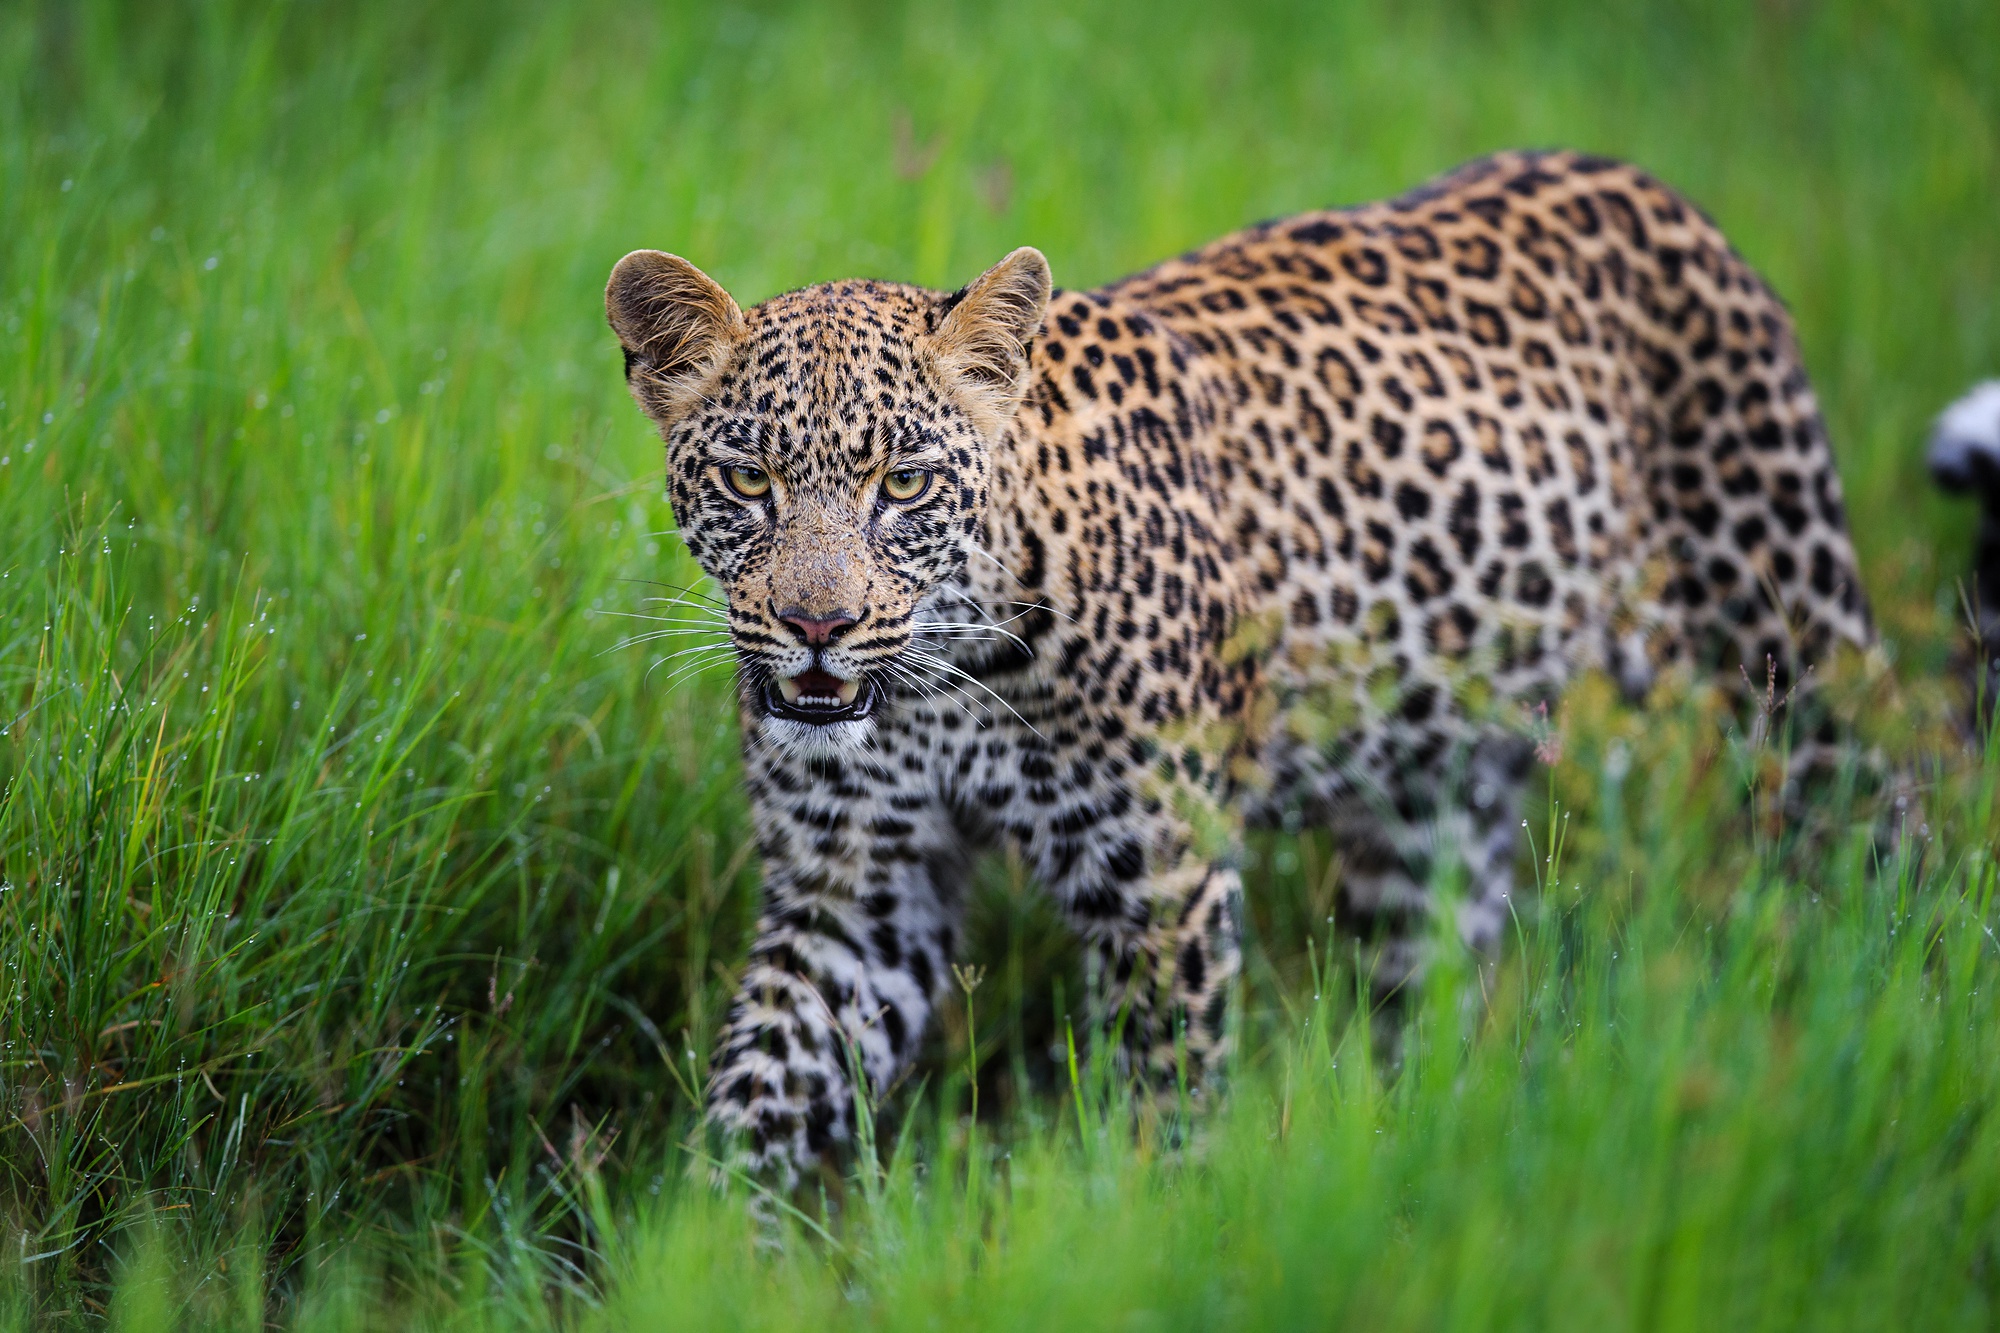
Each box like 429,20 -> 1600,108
604,149 -> 1875,1193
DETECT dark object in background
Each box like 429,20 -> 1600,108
1929,381 -> 2000,734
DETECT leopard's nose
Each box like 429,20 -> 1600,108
777,608 -> 859,647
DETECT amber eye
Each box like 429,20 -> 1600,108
883,467 -> 931,503
723,464 -> 771,499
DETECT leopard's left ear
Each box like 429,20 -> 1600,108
928,247 -> 1052,427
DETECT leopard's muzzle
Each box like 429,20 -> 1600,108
763,667 -> 880,724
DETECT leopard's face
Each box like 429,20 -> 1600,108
663,287 -> 996,750
607,248 -> 1051,751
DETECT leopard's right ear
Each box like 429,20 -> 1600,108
605,250 -> 747,419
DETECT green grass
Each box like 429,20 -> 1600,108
2,0 -> 1998,1326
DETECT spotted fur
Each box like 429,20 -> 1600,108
606,150 -> 1873,1190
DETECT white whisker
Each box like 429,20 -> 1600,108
899,645 -> 1044,738
914,620 -> 1027,652
979,593 -> 1074,625
607,608 -> 730,627
621,577 -> 729,609
881,661 -> 980,728
650,650 -> 738,691
964,540 -> 1026,588
643,642 -> 737,682
608,635 -> 731,657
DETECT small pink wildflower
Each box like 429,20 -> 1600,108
1529,699 -> 1564,766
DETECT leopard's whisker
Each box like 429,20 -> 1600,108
618,576 -> 730,607
648,638 -> 736,660
963,539 -> 1030,590
645,640 -> 735,668
914,613 -> 1033,653
607,628 -> 733,650
912,627 -> 1004,645
883,660 -> 985,728
607,631 -> 732,656
602,609 -> 730,627
899,645 -> 1044,739
642,642 -> 737,682
880,661 -> 960,718
983,595 -> 1073,625
650,649 -> 738,691
633,600 -> 733,620
602,618 -> 732,641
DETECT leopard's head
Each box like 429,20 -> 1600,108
606,247 -> 1050,751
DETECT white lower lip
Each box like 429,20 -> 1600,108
776,676 -> 861,707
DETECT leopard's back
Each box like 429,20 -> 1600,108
1080,149 -> 1873,815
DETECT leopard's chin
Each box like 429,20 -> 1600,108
757,709 -> 878,756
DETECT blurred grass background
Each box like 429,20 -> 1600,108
1,0 -> 1997,1326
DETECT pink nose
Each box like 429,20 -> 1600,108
778,609 -> 858,647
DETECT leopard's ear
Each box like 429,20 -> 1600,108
928,246 -> 1052,427
605,250 -> 747,419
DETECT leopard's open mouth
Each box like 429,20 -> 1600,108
763,668 -> 878,724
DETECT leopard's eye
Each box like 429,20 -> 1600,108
883,467 -> 931,503
723,464 -> 771,500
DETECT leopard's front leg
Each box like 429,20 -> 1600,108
704,735 -> 960,1193
1121,856 -> 1244,1098
1043,818 -> 1244,1105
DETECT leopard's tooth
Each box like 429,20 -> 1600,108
777,676 -> 802,703
837,679 -> 860,705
